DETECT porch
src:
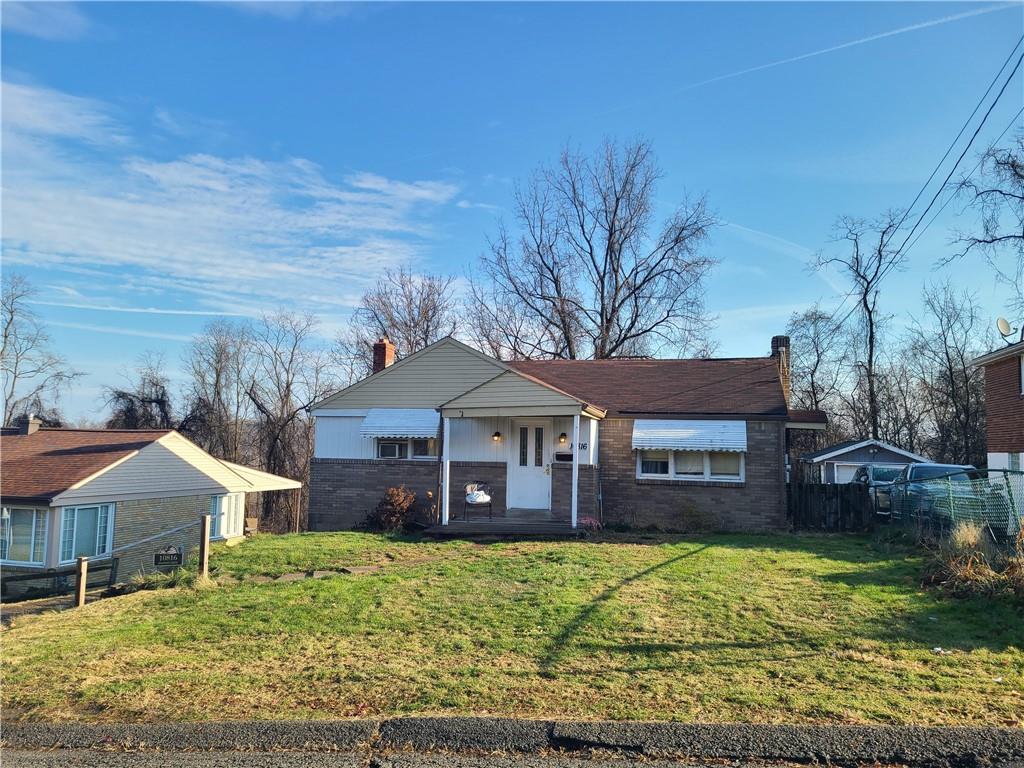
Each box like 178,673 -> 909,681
437,370 -> 606,530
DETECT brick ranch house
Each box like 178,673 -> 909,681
309,336 -> 826,532
0,418 -> 300,584
973,337 -> 1024,471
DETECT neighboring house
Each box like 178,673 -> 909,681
972,339 -> 1024,471
0,418 -> 300,582
800,438 -> 928,484
309,335 -> 824,532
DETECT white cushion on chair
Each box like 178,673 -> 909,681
465,490 -> 491,504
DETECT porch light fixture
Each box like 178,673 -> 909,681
492,431 -> 502,442
558,432 -> 567,444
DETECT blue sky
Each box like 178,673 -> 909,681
3,1 -> 1023,421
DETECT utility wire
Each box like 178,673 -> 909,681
825,36 -> 1024,333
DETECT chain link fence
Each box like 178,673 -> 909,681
881,469 -> 1023,546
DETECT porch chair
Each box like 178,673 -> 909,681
463,481 -> 493,520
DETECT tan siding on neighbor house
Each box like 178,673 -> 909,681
52,433 -> 247,506
313,339 -> 506,410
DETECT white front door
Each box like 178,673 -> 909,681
507,419 -> 552,509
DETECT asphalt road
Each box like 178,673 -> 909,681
1,752 -> 800,768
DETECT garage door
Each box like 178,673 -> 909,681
834,464 -> 859,484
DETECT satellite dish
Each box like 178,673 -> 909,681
997,317 -> 1013,337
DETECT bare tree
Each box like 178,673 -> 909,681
105,353 -> 177,430
950,134 -> 1024,314
904,283 -> 988,466
183,319 -> 254,462
247,311 -> 338,531
1,273 -> 79,425
785,304 -> 848,413
815,212 -> 905,440
334,267 -> 458,380
469,139 -> 717,360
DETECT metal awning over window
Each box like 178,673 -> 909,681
631,420 -> 747,452
359,408 -> 439,439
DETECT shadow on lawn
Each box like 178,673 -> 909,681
539,543 -> 711,677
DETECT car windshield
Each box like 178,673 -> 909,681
872,467 -> 901,481
912,466 -> 971,481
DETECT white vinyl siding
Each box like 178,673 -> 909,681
52,433 -> 253,506
314,339 -> 505,410
0,507 -> 48,565
210,492 -> 245,539
60,504 -> 114,563
443,371 -> 582,410
314,415 -> 373,459
637,450 -> 745,483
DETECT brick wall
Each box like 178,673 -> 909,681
112,494 -> 211,579
551,463 -> 598,522
984,355 -> 1023,453
598,417 -> 787,531
309,458 -> 440,530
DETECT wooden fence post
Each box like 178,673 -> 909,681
198,514 -> 211,578
75,556 -> 88,608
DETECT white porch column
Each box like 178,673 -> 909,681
571,412 -> 580,528
441,416 -> 451,525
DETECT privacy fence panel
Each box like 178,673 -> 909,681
787,482 -> 874,532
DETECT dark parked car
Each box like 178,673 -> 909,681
886,463 -> 982,525
852,464 -> 904,513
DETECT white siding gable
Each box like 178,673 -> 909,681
312,338 -> 505,410
52,433 -> 251,505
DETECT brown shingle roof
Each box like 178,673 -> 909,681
506,357 -> 788,418
1,428 -> 170,503
787,408 -> 828,424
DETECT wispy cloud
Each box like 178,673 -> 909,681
48,320 -> 195,342
673,4 -> 1015,95
29,300 -> 250,317
456,199 -> 502,212
225,2 -> 365,21
2,80 -> 460,318
723,222 -> 846,296
1,2 -> 93,40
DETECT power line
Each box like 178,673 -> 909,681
825,35 -> 1024,333
902,103 -> 1024,258
886,33 -> 1023,241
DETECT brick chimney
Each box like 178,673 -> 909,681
771,335 -> 791,405
372,337 -> 396,374
17,413 -> 42,435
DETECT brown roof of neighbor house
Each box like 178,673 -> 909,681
787,408 -> 829,424
1,428 -> 171,503
507,357 -> 789,418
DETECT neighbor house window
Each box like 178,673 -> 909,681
0,507 -> 47,565
637,451 -> 745,482
211,493 -> 245,539
60,504 -> 113,563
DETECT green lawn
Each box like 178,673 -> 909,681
3,532 -> 1022,725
